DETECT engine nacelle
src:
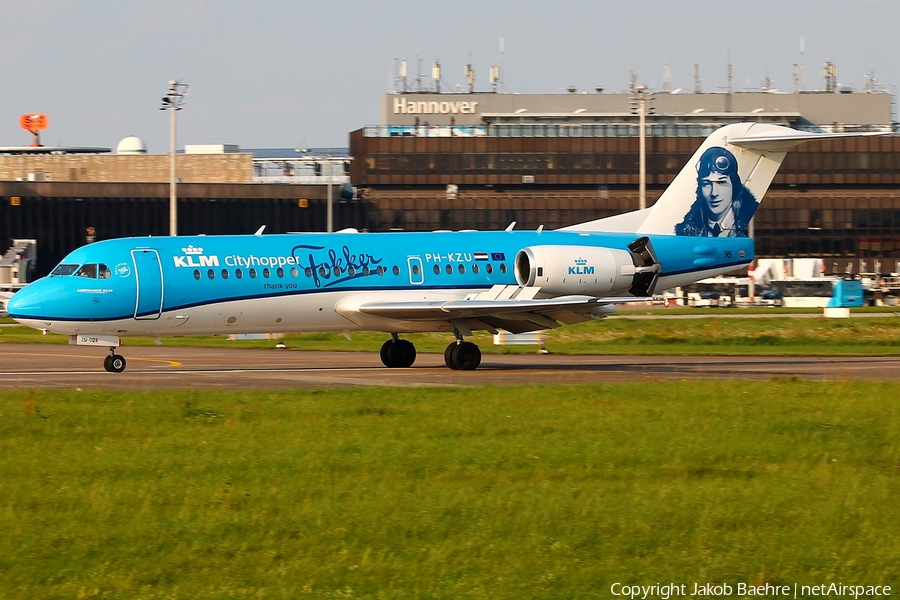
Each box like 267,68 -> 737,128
514,245 -> 638,296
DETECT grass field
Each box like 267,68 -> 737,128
2,382 -> 898,598
5,313 -> 900,356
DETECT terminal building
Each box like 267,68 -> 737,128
351,85 -> 900,276
3,68 -> 900,279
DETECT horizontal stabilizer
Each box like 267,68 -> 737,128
728,130 -> 888,153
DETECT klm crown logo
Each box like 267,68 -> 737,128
569,257 -> 594,275
182,245 -> 204,255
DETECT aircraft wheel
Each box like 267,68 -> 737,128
444,342 -> 460,370
455,341 -> 482,371
388,339 -> 417,368
379,339 -> 394,367
107,354 -> 127,373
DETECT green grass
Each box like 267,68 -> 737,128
5,314 -> 900,356
2,382 -> 899,598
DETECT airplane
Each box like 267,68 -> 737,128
7,123 -> 885,372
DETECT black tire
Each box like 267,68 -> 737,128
444,342 -> 460,370
455,341 -> 481,371
103,355 -> 113,372
380,339 -> 394,367
388,339 -> 416,368
109,355 -> 127,373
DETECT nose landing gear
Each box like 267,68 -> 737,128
379,334 -> 417,368
103,348 -> 127,373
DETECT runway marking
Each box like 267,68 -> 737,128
0,350 -> 182,367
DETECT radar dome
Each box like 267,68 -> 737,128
116,136 -> 147,154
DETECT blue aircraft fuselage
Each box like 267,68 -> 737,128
9,229 -> 752,335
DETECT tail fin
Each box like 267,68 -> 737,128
563,123 -> 886,236
638,122 -> 792,237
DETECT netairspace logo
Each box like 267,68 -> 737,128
610,582 -> 892,599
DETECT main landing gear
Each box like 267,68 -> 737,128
103,348 -> 127,373
444,340 -> 482,371
379,333 -> 483,370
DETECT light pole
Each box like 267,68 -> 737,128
631,84 -> 654,210
327,150 -> 333,233
160,80 -> 188,236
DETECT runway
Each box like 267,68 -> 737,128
1,344 -> 899,390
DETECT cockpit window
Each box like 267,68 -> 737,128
51,264 -> 79,277
99,264 -> 111,279
75,264 -> 98,278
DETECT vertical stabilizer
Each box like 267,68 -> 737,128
637,122 -> 790,237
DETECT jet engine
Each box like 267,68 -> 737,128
514,238 -> 662,297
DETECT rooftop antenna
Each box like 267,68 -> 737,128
865,70 -> 877,93
490,64 -> 500,93
663,62 -> 671,92
498,36 -> 505,92
793,63 -> 800,93
400,59 -> 408,93
415,54 -> 423,92
466,63 -> 475,93
694,64 -> 702,94
432,60 -> 441,93
824,60 -> 837,93
727,60 -> 733,93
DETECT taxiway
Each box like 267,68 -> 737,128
1,344 -> 899,390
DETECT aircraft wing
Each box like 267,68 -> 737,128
342,285 -> 661,334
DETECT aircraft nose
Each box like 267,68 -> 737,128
7,285 -> 44,319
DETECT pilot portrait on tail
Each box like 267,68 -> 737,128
675,146 -> 758,237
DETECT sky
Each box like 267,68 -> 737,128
1,0 -> 899,152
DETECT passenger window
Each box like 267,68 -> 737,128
193,269 -> 201,280
304,267 -> 313,277
433,265 -> 441,275
207,269 -> 215,280
221,269 -> 229,280
249,268 -> 257,279
51,264 -> 79,277
236,269 -> 243,279
362,266 -> 370,276
445,264 -> 452,275
276,267 -> 284,278
486,264 -> 494,274
458,264 -> 466,274
472,264 -> 479,274
348,266 -> 356,276
377,266 -> 385,275
334,267 -> 342,276
99,264 -> 111,279
412,265 -> 420,276
75,264 -> 97,278
290,267 -> 298,278
319,267 -> 327,278
500,264 -> 507,274
263,268 -> 270,278
392,266 -> 400,276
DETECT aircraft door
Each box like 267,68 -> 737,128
132,249 -> 164,320
407,256 -> 424,285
